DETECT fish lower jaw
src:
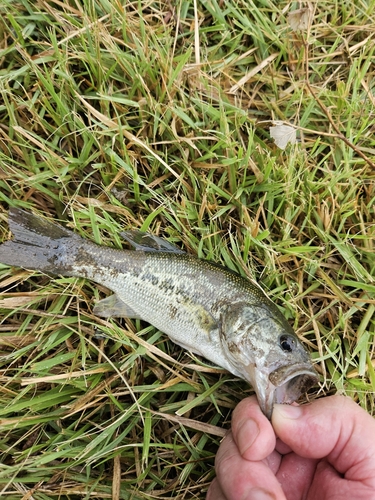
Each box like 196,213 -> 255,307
244,363 -> 318,419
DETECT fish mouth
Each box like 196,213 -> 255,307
263,364 -> 319,419
270,364 -> 318,403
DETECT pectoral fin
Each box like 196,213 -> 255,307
171,339 -> 204,357
93,294 -> 142,319
120,230 -> 185,254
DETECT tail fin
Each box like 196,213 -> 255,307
0,208 -> 81,275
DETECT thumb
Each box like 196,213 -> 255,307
272,395 -> 375,487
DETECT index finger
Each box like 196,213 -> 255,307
231,395 -> 276,461
214,430 -> 286,500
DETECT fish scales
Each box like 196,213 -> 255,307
0,208 -> 318,417
67,243 -> 271,373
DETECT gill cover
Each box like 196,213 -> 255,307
219,302 -> 318,418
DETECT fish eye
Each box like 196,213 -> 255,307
279,334 -> 296,352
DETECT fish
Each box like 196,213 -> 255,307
0,208 -> 318,418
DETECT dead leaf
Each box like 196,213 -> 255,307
269,122 -> 297,150
288,8 -> 311,32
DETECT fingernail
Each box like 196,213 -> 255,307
248,488 -> 275,499
273,404 -> 303,420
237,418 -> 260,456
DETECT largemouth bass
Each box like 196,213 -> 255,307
0,208 -> 318,418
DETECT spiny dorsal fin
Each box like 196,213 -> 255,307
120,230 -> 185,254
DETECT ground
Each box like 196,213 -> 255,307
0,1 -> 374,499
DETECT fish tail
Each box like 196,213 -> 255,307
0,208 -> 82,275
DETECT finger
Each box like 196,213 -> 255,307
275,438 -> 292,455
307,460 -> 375,500
272,395 -> 375,487
231,395 -> 276,461
265,449 -> 282,475
206,478 -> 227,500
275,452 -> 318,500
215,430 -> 286,500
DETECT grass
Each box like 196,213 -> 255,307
0,0 -> 375,498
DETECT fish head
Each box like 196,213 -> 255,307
219,302 -> 318,418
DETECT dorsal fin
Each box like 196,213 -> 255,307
120,230 -> 185,254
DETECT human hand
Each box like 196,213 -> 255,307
207,395 -> 375,499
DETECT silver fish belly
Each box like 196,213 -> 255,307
0,208 -> 318,417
